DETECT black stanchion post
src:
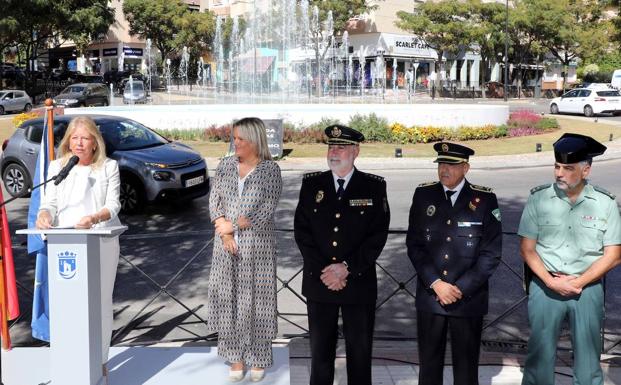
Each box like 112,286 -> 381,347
453,86 -> 457,100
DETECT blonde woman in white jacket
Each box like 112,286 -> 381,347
35,116 -> 122,384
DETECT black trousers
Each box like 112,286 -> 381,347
307,300 -> 375,385
417,311 -> 483,385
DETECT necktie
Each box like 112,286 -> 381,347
337,179 -> 345,200
446,190 -> 456,203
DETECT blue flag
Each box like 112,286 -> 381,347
27,112 -> 54,342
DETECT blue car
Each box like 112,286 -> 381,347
0,114 -> 209,213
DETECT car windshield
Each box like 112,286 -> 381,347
596,91 -> 621,97
126,82 -> 144,91
98,119 -> 168,151
61,85 -> 85,94
0,92 -> 6,99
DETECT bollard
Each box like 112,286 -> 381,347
610,134 -> 614,142
536,143 -> 542,152
472,86 -> 475,99
395,148 -> 403,158
453,86 -> 457,100
432,84 -> 436,100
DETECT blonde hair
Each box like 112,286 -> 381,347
58,116 -> 107,168
232,117 -> 273,161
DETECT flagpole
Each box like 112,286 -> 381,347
46,99 -> 55,160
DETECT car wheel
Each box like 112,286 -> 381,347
119,177 -> 145,214
584,105 -> 594,117
2,163 -> 31,197
0,106 -> 4,115
24,103 -> 32,112
550,103 -> 559,114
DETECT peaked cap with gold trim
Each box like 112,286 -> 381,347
433,142 -> 475,164
325,124 -> 365,145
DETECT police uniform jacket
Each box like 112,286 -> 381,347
406,180 -> 502,316
294,169 -> 390,304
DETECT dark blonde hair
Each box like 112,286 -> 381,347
58,116 -> 107,168
233,117 -> 272,161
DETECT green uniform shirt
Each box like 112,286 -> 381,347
518,183 -> 621,275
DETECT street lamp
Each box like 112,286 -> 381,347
503,0 -> 509,102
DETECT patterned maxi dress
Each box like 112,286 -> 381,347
206,156 -> 282,367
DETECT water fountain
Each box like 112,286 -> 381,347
71,1 -> 509,132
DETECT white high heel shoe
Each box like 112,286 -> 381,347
228,366 -> 245,382
249,368 -> 265,382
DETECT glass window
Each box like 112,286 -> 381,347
61,85 -> 85,94
563,90 -> 579,98
99,120 -> 167,151
596,91 -> 621,97
25,122 -> 68,145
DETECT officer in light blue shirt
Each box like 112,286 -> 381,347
518,133 -> 621,385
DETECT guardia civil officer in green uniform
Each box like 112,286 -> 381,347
294,125 -> 390,385
519,133 -> 621,385
406,142 -> 502,385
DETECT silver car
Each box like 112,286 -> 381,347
0,90 -> 32,114
0,114 -> 209,213
123,81 -> 147,104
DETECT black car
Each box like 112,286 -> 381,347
0,115 -> 210,213
53,83 -> 109,107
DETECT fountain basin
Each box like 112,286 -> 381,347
66,103 -> 509,131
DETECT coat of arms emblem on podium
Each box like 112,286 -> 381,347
58,251 -> 77,280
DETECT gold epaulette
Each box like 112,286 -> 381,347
593,185 -> 616,200
418,181 -> 439,187
530,184 -> 551,194
303,171 -> 322,179
470,184 -> 493,193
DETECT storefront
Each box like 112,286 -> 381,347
94,44 -> 145,74
345,33 -> 482,89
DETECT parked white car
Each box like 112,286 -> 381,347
0,90 -> 32,115
549,88 -> 621,117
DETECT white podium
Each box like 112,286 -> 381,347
17,226 -> 127,385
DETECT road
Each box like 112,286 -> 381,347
5,157 -> 621,355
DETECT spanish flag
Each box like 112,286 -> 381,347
0,186 -> 19,350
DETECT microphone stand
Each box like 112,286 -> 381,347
0,175 -> 59,209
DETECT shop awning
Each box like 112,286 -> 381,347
239,56 -> 275,75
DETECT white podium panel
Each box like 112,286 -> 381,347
17,227 -> 127,385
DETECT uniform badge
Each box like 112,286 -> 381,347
469,201 -> 477,211
349,199 -> 373,206
442,143 -> 449,152
426,205 -> 436,216
331,126 -> 342,137
315,190 -> 324,203
475,197 -> 480,203
492,208 -> 501,222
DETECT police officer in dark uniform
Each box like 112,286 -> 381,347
294,124 -> 390,385
406,142 -> 502,385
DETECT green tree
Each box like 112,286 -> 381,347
395,0 -> 477,86
526,0 -> 608,91
1,0 -> 113,69
308,0 -> 377,96
123,0 -> 188,63
468,0 -> 506,98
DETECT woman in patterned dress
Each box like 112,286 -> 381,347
206,117 -> 282,382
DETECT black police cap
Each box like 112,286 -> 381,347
433,142 -> 475,164
553,133 -> 606,164
325,124 -> 365,145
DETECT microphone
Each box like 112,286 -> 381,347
53,155 -> 80,185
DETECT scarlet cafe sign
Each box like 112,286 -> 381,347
395,37 -> 431,50
388,35 -> 436,58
